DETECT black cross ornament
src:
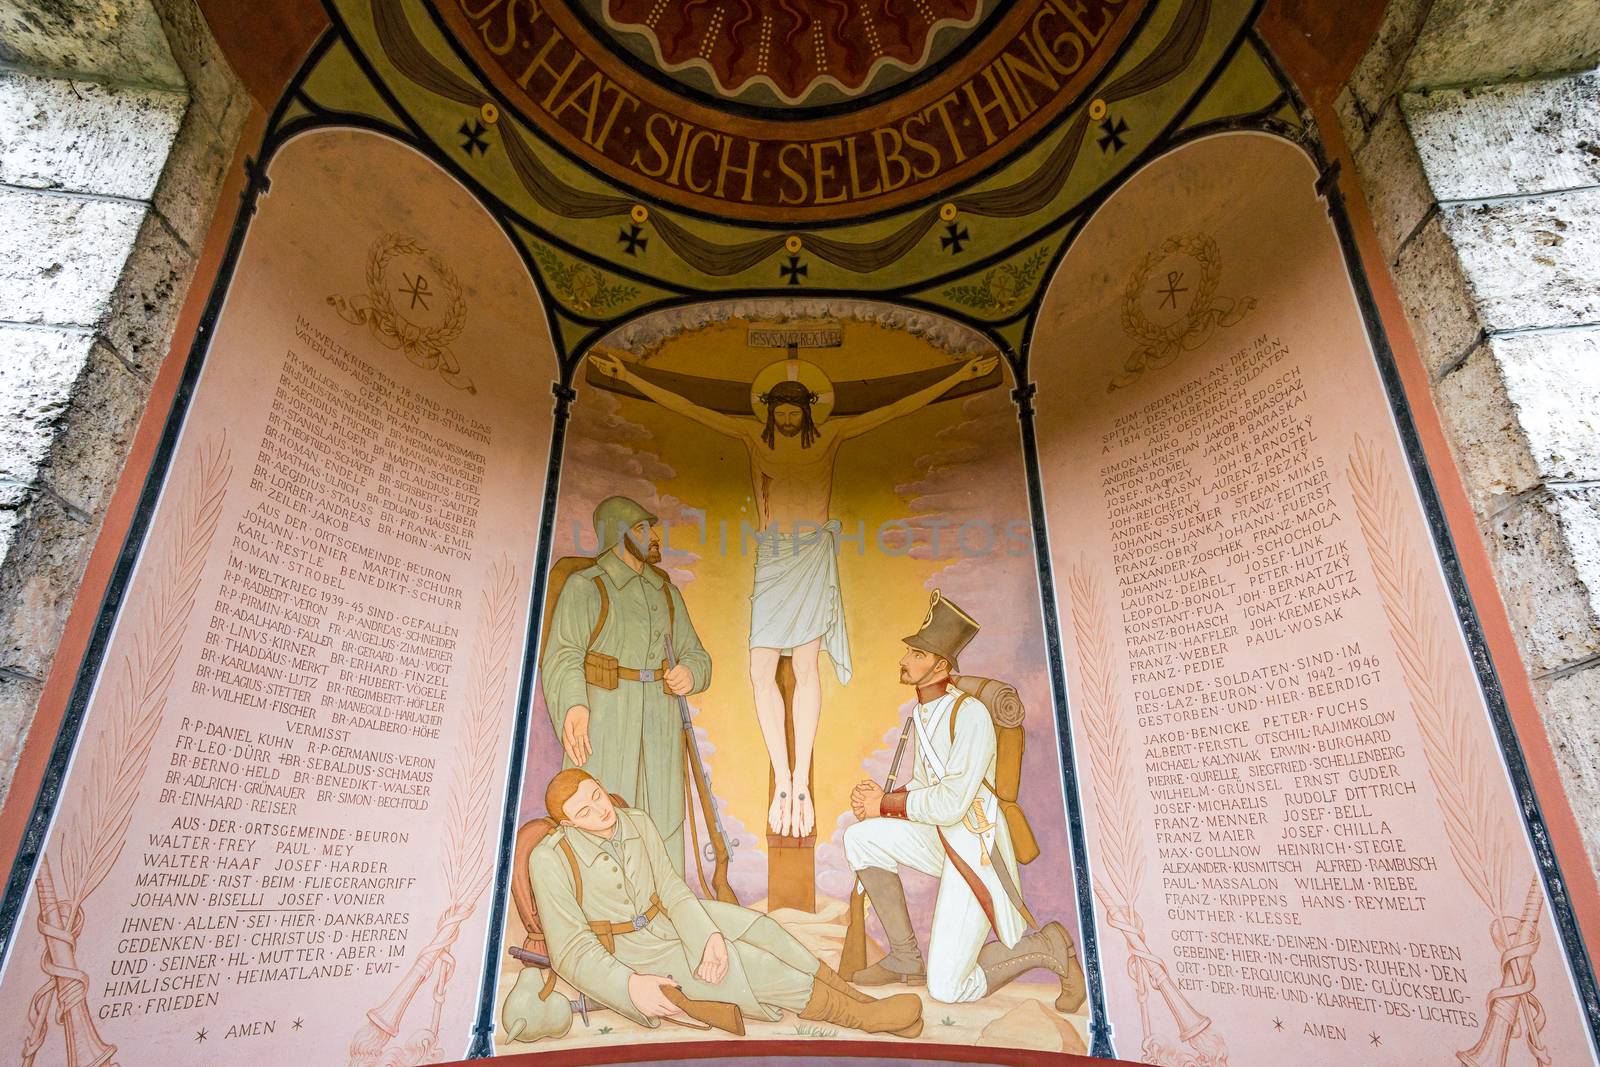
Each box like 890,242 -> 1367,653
940,222 -> 970,254
618,224 -> 648,255
1097,116 -> 1129,153
459,119 -> 490,156
779,255 -> 808,285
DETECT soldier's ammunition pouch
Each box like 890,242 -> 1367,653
576,573 -> 676,692
583,652 -> 670,690
583,650 -> 620,690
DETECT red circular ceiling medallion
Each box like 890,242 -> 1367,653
598,0 -> 997,106
438,0 -> 1149,222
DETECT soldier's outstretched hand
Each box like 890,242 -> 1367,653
562,705 -> 592,766
627,973 -> 684,1019
695,932 -> 729,984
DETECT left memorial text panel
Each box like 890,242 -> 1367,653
0,129 -> 555,1066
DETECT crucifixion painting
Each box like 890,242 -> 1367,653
588,336 -> 998,841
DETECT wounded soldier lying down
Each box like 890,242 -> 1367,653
524,768 -> 923,1038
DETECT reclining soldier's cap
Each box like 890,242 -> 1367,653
593,495 -> 657,553
903,589 -> 979,671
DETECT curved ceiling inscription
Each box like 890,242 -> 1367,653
436,0 -> 1150,220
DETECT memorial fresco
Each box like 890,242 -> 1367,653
492,301 -> 1091,1055
0,0 -> 1597,1065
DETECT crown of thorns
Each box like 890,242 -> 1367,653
758,381 -> 819,406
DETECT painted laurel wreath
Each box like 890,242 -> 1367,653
329,234 -> 476,394
1110,233 -> 1256,393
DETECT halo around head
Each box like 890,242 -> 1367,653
750,358 -> 836,424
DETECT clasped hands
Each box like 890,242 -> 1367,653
850,779 -> 887,820
627,933 -> 728,1018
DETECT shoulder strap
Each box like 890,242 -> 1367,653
557,837 -> 584,907
948,693 -> 1000,794
949,693 -> 969,742
588,576 -> 609,650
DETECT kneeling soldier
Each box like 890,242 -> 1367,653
846,591 -> 1086,1009
530,769 -> 925,1038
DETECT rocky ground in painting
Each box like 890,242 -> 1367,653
494,894 -> 1089,1056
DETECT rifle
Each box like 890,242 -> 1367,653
838,716 -> 915,981
664,634 -> 738,904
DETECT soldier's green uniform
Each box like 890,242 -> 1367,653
541,504 -> 712,876
530,807 -> 819,1027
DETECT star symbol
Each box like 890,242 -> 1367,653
940,222 -> 970,254
1369,1032 -> 1382,1047
458,119 -> 489,156
779,255 -> 808,286
1097,116 -> 1129,153
292,1017 -> 304,1031
617,224 -> 648,256
195,1028 -> 209,1043
1271,1017 -> 1283,1031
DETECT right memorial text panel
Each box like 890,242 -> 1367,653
1032,132 -> 1596,1066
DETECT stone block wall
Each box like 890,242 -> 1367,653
0,0 -> 247,801
1337,0 -> 1600,864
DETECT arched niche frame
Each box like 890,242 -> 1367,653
514,293 -> 1104,1058
1024,129 -> 1600,1064
0,116 -> 564,1065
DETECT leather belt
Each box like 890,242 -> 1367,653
617,662 -> 668,682
589,893 -> 664,953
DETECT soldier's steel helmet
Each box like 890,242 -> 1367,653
593,495 -> 658,553
903,589 -> 980,671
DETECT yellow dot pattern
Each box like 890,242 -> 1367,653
757,16 -> 772,73
812,20 -> 828,73
699,6 -> 725,58
647,0 -> 670,28
859,4 -> 884,57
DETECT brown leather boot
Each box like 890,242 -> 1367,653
800,978 -> 923,1038
813,962 -> 923,1038
977,921 -> 1087,1013
850,868 -> 925,986
661,986 -> 746,1035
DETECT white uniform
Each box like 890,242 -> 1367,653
843,687 -> 1025,1003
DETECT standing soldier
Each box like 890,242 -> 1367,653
844,591 -> 1085,1010
541,496 -> 712,876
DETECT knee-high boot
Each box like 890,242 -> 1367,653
978,921 -> 1086,1012
850,867 -> 926,985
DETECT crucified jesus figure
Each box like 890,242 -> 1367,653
589,350 -> 999,838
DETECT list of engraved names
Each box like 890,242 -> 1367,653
1096,335 -> 1476,1041
101,317 -> 491,1023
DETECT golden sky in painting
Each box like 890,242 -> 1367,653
614,316 -> 982,850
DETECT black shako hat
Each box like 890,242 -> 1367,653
902,589 -> 980,671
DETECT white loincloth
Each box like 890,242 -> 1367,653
748,519 -> 852,685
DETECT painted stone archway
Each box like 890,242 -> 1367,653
3,1 -> 1600,1065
